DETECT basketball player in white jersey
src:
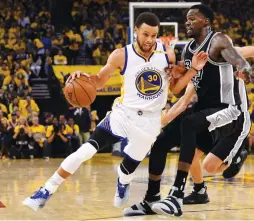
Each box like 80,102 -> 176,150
22,12 -> 209,211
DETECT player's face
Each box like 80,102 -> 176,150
135,23 -> 158,53
185,9 -> 207,37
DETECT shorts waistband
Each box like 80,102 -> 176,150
115,104 -> 161,117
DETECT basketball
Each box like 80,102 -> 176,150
64,75 -> 97,107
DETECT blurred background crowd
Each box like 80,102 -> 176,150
0,0 -> 253,159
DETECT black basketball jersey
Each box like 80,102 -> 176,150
183,31 -> 241,110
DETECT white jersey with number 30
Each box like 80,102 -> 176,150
117,42 -> 170,112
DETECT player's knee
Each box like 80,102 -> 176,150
203,160 -> 218,174
75,142 -> 97,162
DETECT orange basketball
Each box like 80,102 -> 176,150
64,75 -> 97,107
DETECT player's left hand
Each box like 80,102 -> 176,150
191,51 -> 209,71
66,71 -> 90,83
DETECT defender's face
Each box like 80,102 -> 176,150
185,9 -> 206,37
135,23 -> 158,53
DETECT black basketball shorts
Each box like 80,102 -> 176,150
199,106 -> 251,164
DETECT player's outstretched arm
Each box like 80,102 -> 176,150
66,48 -> 124,89
170,51 -> 208,95
235,46 -> 254,58
162,82 -> 195,126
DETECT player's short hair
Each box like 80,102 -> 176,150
135,12 -> 160,28
190,4 -> 214,24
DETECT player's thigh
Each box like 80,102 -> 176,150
124,116 -> 161,161
203,128 -> 243,173
97,108 -> 129,139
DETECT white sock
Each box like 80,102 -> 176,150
118,166 -> 134,185
44,172 -> 65,194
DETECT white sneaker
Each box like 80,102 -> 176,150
152,195 -> 183,217
23,187 -> 52,211
114,178 -> 130,208
123,194 -> 161,216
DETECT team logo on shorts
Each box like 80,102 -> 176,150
135,70 -> 162,97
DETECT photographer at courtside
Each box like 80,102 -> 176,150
11,116 -> 32,159
46,116 -> 73,158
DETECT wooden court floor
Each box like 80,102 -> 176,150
0,153 -> 254,220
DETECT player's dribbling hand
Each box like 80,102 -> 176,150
191,51 -> 209,71
66,71 -> 90,83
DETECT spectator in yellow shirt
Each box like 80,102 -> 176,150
69,28 -> 82,64
0,23 -> 4,39
14,63 -> 27,78
29,116 -> 50,158
14,6 -> 22,20
8,112 -> 18,131
54,50 -> 67,65
52,35 -> 63,47
6,35 -> 16,50
8,107 -> 20,121
0,62 -> 10,83
0,103 -> 8,114
13,38 -> 26,53
0,62 -> 10,77
9,97 -> 19,113
8,23 -> 19,38
29,116 -> 46,139
34,38 -> 45,54
13,116 -> 30,140
93,44 -> 102,65
3,69 -> 29,90
20,55 -> 33,74
19,96 -> 39,117
39,6 -> 51,19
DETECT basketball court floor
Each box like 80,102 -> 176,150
0,153 -> 254,220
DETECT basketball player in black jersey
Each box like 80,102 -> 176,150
123,4 -> 252,217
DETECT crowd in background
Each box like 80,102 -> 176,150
0,0 -> 254,159
0,102 -> 99,159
